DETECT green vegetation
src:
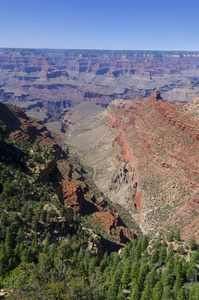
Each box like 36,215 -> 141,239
0,119 -> 199,299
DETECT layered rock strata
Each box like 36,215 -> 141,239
107,91 -> 199,240
0,102 -> 137,246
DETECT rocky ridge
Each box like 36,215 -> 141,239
2,48 -> 199,126
0,102 -> 138,247
107,91 -> 199,241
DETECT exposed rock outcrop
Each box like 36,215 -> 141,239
107,92 -> 199,241
2,48 -> 199,124
0,102 -> 137,247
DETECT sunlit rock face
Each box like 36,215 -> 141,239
107,92 -> 199,240
2,48 -> 199,123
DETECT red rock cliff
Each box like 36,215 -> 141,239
107,92 -> 199,240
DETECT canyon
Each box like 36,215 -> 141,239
65,92 -> 199,241
1,48 -> 199,125
0,48 -> 199,242
0,101 -> 139,249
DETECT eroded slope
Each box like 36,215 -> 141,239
107,91 -> 199,240
0,102 -> 138,247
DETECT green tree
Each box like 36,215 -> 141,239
121,257 -> 131,288
162,285 -> 171,300
16,227 -> 24,243
130,283 -> 140,300
173,255 -> 182,277
38,252 -> 51,275
83,251 -> 91,275
0,242 -> 7,275
165,244 -> 174,264
117,291 -> 126,300
141,284 -> 152,300
130,261 -> 139,281
134,239 -> 141,261
150,247 -> 159,264
141,235 -> 149,252
144,267 -> 156,288
5,226 -> 15,257
159,245 -> 167,266
176,288 -> 186,300
100,252 -> 109,273
189,238 -> 198,251
0,211 -> 8,226
138,263 -> 149,292
152,281 -> 163,300
175,229 -> 181,241
21,248 -> 33,263
167,230 -> 174,242
110,252 -> 120,277
189,282 -> 199,300
161,262 -> 174,287
89,257 -> 98,274
173,275 -> 182,299
108,264 -> 123,300
40,210 -> 47,223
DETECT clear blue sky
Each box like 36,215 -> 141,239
0,0 -> 199,51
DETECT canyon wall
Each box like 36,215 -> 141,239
2,49 -> 199,124
107,92 -> 199,240
0,102 -> 138,247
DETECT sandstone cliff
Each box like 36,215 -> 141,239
2,48 -> 199,126
107,91 -> 199,241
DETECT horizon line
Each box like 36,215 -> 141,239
1,46 -> 199,53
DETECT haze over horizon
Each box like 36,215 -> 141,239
1,0 -> 199,51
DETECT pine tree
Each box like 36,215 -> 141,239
138,263 -> 149,292
38,252 -> 51,274
110,252 -> 120,277
130,261 -> 139,281
0,211 -> 8,226
162,285 -> 171,300
21,248 -> 33,263
165,244 -> 174,264
152,281 -> 163,300
5,226 -> 15,256
121,257 -> 131,288
0,242 -> 7,276
167,230 -> 174,242
141,284 -> 152,300
173,255 -> 182,277
188,282 -> 199,300
117,290 -> 126,300
173,275 -> 182,299
108,264 -> 123,300
130,283 -> 140,300
100,256 -> 108,273
16,227 -> 24,243
89,257 -> 98,274
189,238 -> 197,251
175,229 -> 181,241
161,262 -> 174,287
141,235 -> 149,252
134,239 -> 141,261
150,247 -> 159,264
83,250 -> 91,275
159,244 -> 167,266
176,288 -> 186,300
144,267 -> 157,288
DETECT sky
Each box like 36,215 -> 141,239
0,0 -> 199,51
